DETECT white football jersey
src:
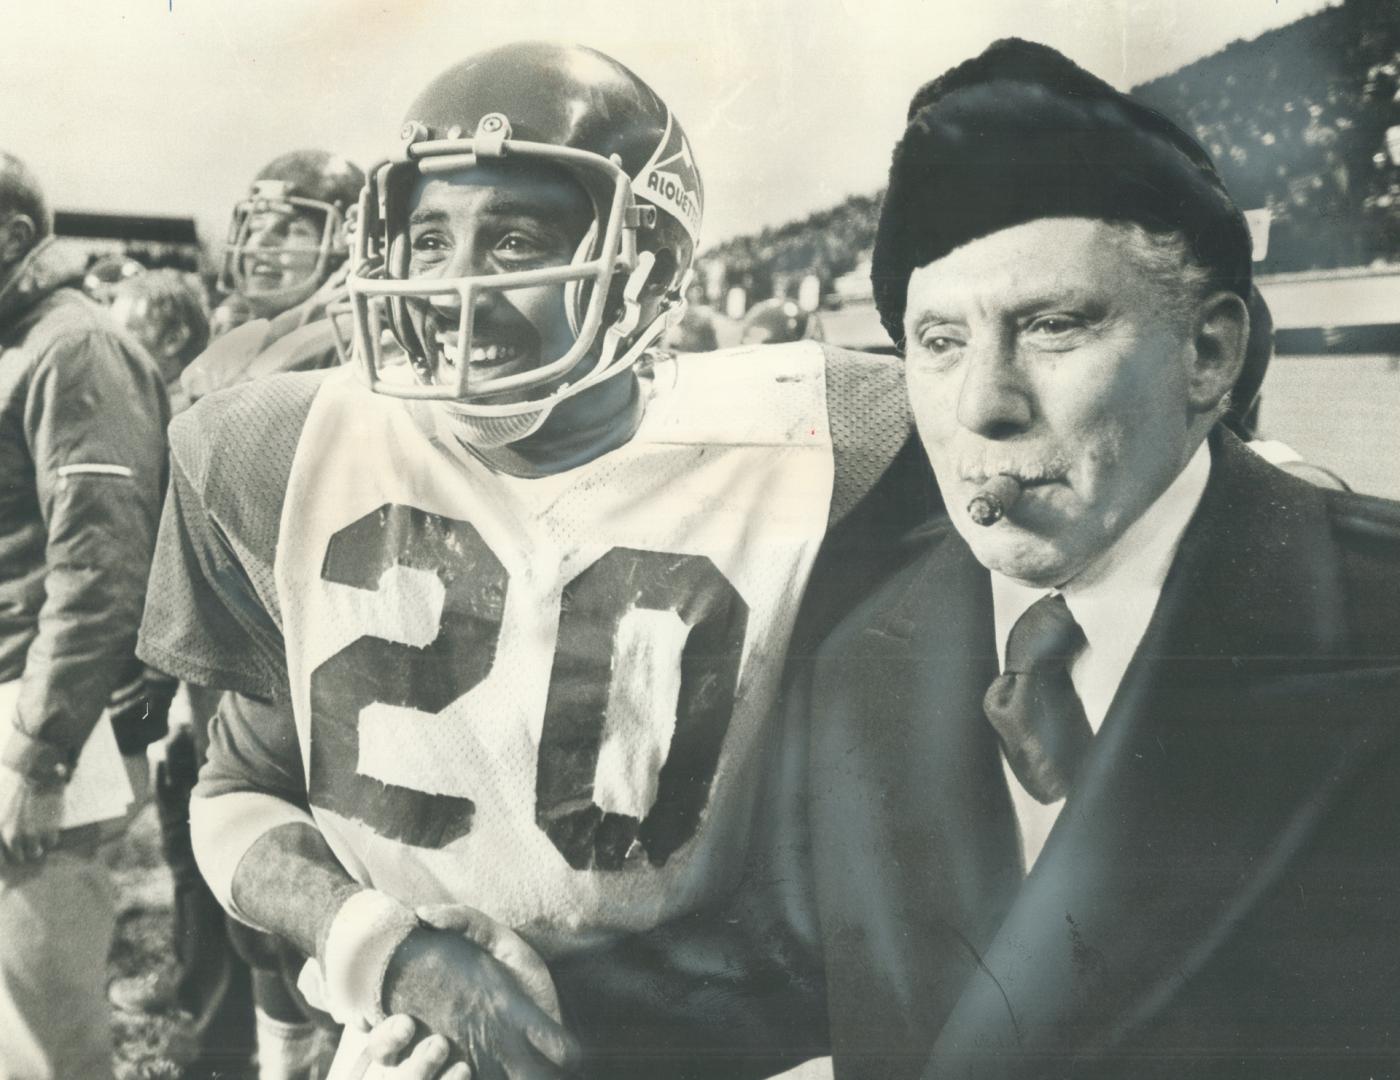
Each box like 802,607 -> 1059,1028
274,344 -> 836,954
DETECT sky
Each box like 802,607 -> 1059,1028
2,0 -> 1337,250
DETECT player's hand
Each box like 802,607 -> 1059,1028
382,924 -> 577,1080
415,902 -> 563,1026
0,763 -> 63,865
363,1015 -> 470,1080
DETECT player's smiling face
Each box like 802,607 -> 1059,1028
240,204 -> 324,310
404,161 -> 595,403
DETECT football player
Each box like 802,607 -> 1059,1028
740,297 -> 824,346
180,149 -> 365,402
138,41 -> 932,1079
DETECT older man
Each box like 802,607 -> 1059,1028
774,40 -> 1400,1079
0,152 -> 168,1079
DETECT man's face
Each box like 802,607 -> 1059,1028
403,160 -> 593,403
239,203 -> 325,307
904,217 -> 1206,588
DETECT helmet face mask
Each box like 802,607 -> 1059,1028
222,183 -> 346,314
344,43 -> 702,443
351,133 -> 644,408
219,150 -> 366,318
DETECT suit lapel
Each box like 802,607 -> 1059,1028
922,433 -> 1389,1076
815,526 -> 1024,1069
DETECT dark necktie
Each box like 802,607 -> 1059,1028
983,592 -> 1092,804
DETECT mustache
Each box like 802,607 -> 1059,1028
953,454 -> 1072,485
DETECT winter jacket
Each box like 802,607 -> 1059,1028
0,239 -> 169,783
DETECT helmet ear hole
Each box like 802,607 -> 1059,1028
648,249 -> 679,296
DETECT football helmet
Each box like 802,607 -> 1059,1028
221,150 -> 365,315
740,298 -> 823,345
82,255 -> 144,305
345,42 -> 703,446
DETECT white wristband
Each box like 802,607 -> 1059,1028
320,889 -> 420,1032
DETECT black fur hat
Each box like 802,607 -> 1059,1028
871,39 -> 1252,347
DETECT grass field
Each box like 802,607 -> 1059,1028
105,805 -> 194,1078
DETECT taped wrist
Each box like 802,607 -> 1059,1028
318,889 -> 421,1031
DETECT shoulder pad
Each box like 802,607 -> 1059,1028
169,370 -> 331,585
820,344 -> 914,524
170,369 -> 328,497
243,320 -> 341,382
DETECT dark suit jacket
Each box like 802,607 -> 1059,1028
798,430 -> 1400,1079
561,431 -> 1400,1080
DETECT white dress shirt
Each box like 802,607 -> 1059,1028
990,439 -> 1212,871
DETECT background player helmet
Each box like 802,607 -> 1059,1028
83,255 -> 144,305
346,41 -> 703,446
740,298 -> 822,345
221,149 -> 365,315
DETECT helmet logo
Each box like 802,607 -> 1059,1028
636,110 -> 702,244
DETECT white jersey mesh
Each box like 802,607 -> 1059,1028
275,343 -> 836,954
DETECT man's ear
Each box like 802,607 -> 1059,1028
1186,289 -> 1249,414
0,214 -> 36,266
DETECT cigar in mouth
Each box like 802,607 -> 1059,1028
966,474 -> 1023,527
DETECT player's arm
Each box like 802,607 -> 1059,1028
193,690 -> 576,1079
142,411 -> 574,1078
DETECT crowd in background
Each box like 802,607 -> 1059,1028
700,0 -> 1399,311
48,0 -> 1400,329
1135,0 -> 1400,272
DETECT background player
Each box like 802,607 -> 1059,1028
179,149 -> 364,403
138,42 -> 933,1078
740,297 -> 824,346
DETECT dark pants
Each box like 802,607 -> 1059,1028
158,723 -> 259,1078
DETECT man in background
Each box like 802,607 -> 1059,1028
112,268 -> 211,414
0,151 -> 168,1079
665,280 -> 721,353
